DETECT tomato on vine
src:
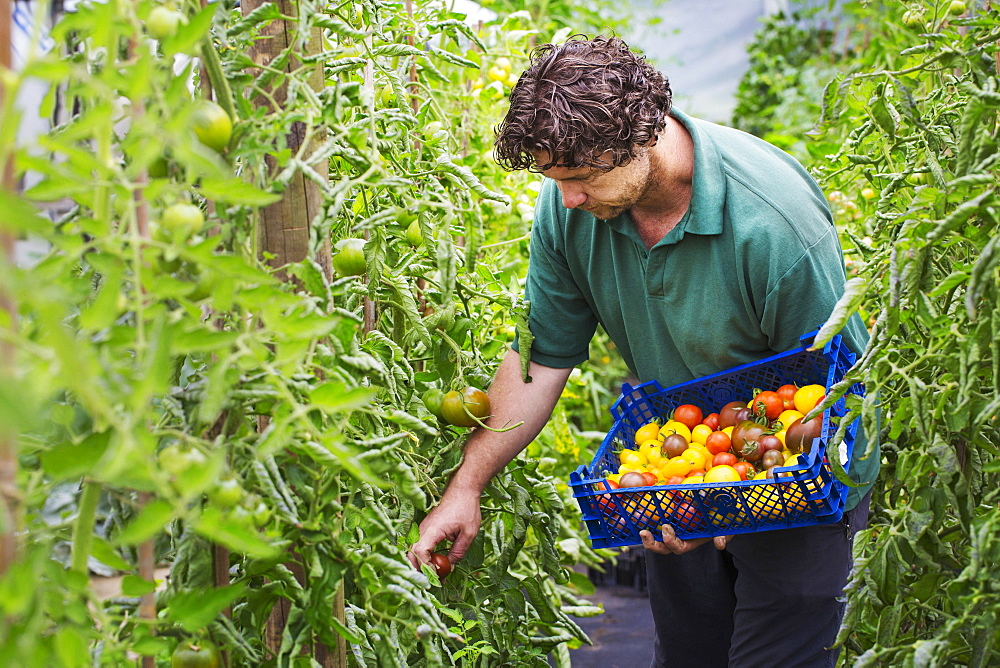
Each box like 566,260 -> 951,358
430,553 -> 452,579
332,238 -> 367,277
171,642 -> 221,668
191,101 -> 232,153
440,386 -> 490,427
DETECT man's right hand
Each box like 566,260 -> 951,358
407,488 -> 483,570
406,349 -> 574,572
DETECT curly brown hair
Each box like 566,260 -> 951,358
494,35 -> 672,173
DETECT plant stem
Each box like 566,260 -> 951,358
71,480 -> 102,573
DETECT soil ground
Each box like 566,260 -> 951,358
567,549 -> 656,667
568,582 -> 656,667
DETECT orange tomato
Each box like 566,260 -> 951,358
704,430 -> 732,455
640,471 -> 659,486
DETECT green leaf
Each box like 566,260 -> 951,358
810,278 -> 868,351
309,382 -> 374,412
166,584 -> 246,632
199,177 -> 282,206
0,190 -> 52,234
115,499 -> 174,545
120,575 -> 157,597
89,536 -> 131,571
194,507 -> 280,559
162,3 -> 217,57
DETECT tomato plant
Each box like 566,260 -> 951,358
737,2 -> 1000,663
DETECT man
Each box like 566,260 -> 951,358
410,35 -> 878,667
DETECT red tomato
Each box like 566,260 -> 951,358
704,430 -> 733,456
641,471 -> 659,486
430,553 -> 452,578
673,404 -> 704,431
712,452 -> 738,467
702,412 -> 720,431
732,461 -> 754,481
665,476 -> 685,485
776,384 -> 798,410
751,391 -> 784,420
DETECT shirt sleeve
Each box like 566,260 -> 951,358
512,180 -> 598,368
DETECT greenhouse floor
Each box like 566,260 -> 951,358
568,549 -> 656,667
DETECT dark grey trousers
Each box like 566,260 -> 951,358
646,492 -> 871,668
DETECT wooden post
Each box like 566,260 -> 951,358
0,0 -> 18,575
240,0 -> 342,663
242,0 -> 331,277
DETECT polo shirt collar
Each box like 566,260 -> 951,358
604,108 -> 727,245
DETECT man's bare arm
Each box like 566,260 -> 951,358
408,348 -> 572,567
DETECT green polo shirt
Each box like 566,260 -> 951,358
517,109 -> 878,510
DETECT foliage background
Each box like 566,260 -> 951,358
733,1 -> 1000,664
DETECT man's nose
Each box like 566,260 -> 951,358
558,182 -> 588,209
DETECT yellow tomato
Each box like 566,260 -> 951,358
776,409 -> 805,429
691,423 -> 713,445
659,420 -> 692,443
639,439 -> 664,465
659,456 -> 693,479
606,473 -> 623,484
634,422 -> 663,445
774,430 -> 787,445
617,465 -> 641,475
704,465 -> 741,484
680,447 -> 708,472
793,384 -> 826,414
682,473 -> 706,484
619,449 -> 646,468
722,426 -> 734,438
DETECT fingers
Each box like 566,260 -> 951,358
714,534 -> 734,551
640,525 -> 714,555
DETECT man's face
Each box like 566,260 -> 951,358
535,150 -> 653,221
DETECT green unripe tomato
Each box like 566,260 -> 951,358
948,0 -> 967,16
421,388 -> 445,421
207,477 -> 243,508
902,8 -> 926,29
147,6 -> 183,40
171,642 -> 221,668
158,444 -> 207,476
405,220 -> 423,247
161,202 -> 204,239
332,238 -> 367,276
251,501 -> 273,527
191,101 -> 233,153
860,187 -> 876,200
422,120 -> 446,145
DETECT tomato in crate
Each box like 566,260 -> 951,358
568,331 -> 864,548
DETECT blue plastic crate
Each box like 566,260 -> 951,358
568,332 -> 864,549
